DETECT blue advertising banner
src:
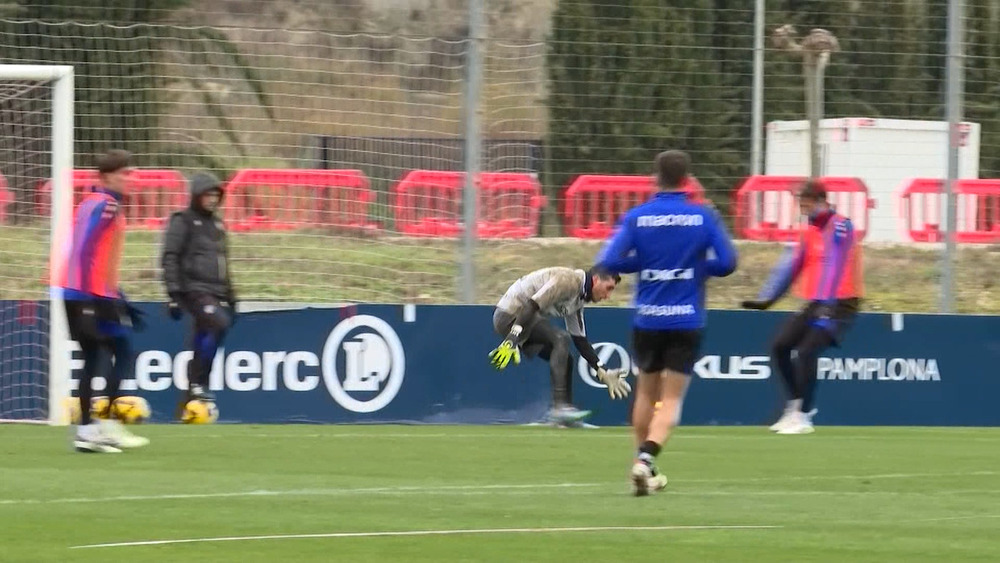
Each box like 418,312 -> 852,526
3,301 -> 998,426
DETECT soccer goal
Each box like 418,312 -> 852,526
0,64 -> 74,425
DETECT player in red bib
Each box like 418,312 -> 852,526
741,179 -> 863,434
58,150 -> 149,452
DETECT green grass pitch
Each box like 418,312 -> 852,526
1,425 -> 998,562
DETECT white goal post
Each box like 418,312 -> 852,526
0,64 -> 74,425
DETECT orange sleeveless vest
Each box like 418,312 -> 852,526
795,213 -> 863,300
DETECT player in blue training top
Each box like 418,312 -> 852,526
596,150 -> 737,496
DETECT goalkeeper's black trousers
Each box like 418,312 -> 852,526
493,309 -> 573,408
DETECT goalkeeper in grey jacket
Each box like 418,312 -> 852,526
489,266 -> 631,425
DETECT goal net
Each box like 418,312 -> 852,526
0,18 -> 553,425
0,18 -> 556,308
0,65 -> 73,424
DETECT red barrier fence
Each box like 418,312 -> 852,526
38,169 -> 187,229
900,178 -> 1000,243
391,170 -> 545,238
733,175 -> 873,241
222,169 -> 377,233
0,173 -> 10,224
562,175 -> 706,239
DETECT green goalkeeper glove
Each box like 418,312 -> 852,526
489,325 -> 522,370
596,367 -> 631,400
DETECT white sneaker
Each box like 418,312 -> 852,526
777,411 -> 815,434
100,419 -> 150,449
647,472 -> 668,493
630,462 -> 652,497
769,411 -> 796,432
769,399 -> 802,432
73,423 -> 122,453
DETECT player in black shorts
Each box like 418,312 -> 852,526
596,150 -> 737,495
741,180 -> 863,434
58,150 -> 149,452
632,329 -> 703,382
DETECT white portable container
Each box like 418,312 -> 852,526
765,118 -> 981,243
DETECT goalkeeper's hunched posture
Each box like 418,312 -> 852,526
57,150 -> 149,452
161,172 -> 237,412
489,266 -> 631,426
741,179 -> 862,435
597,150 -> 737,495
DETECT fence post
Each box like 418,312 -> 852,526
750,0 -> 764,176
941,0 -> 964,313
461,0 -> 485,303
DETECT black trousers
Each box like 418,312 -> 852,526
65,299 -> 131,424
771,299 -> 859,413
180,293 -> 233,388
493,309 -> 573,407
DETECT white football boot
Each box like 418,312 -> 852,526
776,410 -> 816,435
769,399 -> 802,432
73,422 -> 122,453
100,419 -> 150,449
630,462 -> 652,497
647,472 -> 668,493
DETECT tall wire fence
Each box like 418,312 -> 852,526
0,0 -> 997,312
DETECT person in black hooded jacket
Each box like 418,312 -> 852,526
161,172 -> 236,404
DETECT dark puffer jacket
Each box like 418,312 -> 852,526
161,172 -> 235,301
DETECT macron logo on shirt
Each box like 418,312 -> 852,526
636,214 -> 704,227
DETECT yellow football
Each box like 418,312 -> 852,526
62,397 -> 82,424
90,396 -> 111,420
181,399 -> 219,424
112,396 -> 152,424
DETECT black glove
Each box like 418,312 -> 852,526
740,299 -> 773,311
126,303 -> 147,332
167,292 -> 184,321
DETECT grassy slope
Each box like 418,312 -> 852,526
3,224 -> 1000,312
